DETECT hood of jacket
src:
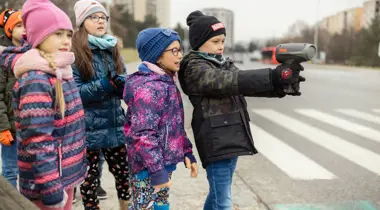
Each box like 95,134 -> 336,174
179,51 -> 234,93
124,62 -> 175,104
180,50 -> 227,70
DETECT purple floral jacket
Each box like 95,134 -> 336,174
123,63 -> 195,185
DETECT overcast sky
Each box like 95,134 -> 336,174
170,0 -> 366,42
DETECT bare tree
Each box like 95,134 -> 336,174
285,20 -> 310,39
0,0 -> 24,10
0,0 -> 76,24
109,4 -> 127,38
51,0 -> 76,25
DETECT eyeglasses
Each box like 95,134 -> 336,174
88,15 -> 109,23
164,47 -> 182,56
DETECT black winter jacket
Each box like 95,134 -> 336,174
178,51 -> 280,168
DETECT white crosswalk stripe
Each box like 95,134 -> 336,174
295,109 -> 380,144
249,123 -> 336,180
335,109 -> 380,125
252,109 -> 380,177
373,109 -> 380,114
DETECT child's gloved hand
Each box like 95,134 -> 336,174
185,156 -> 198,178
271,63 -> 306,97
111,75 -> 126,89
153,179 -> 172,194
0,130 -> 14,146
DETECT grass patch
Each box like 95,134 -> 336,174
121,48 -> 139,63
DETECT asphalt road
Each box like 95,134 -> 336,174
232,61 -> 380,210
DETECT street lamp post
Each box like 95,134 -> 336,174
314,0 -> 320,59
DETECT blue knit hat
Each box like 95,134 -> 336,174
136,28 -> 181,64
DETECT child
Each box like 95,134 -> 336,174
0,0 -> 87,209
178,11 -> 306,210
124,28 -> 198,210
72,0 -> 130,209
89,34 -> 125,203
0,8 -> 24,188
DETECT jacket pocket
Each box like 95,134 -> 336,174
209,112 -> 249,155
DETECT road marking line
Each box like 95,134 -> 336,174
250,122 -> 336,180
335,109 -> 380,125
373,109 -> 380,114
253,109 -> 380,176
296,109 -> 380,144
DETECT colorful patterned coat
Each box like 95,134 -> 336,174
0,44 -> 87,206
123,63 -> 195,185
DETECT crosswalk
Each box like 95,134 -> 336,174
250,108 -> 380,181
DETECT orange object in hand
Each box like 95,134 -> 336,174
0,130 -> 14,146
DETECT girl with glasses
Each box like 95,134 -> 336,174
71,0 -> 130,209
124,28 -> 198,210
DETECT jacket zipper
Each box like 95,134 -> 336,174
164,124 -> 168,150
100,51 -> 117,140
58,141 -> 62,176
55,77 -> 64,177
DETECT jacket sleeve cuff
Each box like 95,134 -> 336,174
237,68 -> 273,96
150,168 -> 169,186
185,153 -> 197,164
100,78 -> 115,93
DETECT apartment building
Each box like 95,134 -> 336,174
319,7 -> 363,35
362,0 -> 380,28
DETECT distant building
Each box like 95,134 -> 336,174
113,0 -> 171,28
318,0 -> 380,34
362,0 -> 380,28
319,7 -> 363,35
202,8 -> 234,52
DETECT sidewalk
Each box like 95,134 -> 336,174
72,128 -> 267,210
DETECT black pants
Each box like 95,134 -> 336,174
80,145 -> 131,210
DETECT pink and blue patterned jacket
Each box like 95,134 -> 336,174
123,63 -> 196,185
0,43 -> 87,206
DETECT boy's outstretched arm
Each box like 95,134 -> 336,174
181,59 -> 302,98
181,60 -> 274,98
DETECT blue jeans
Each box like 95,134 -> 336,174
204,157 -> 238,210
1,141 -> 18,188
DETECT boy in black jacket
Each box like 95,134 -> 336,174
178,10 -> 305,210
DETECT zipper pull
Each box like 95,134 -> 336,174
58,143 -> 62,177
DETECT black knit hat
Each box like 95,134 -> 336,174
186,10 -> 226,50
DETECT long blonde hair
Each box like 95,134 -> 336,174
38,50 -> 66,117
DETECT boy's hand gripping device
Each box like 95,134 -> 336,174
275,43 -> 317,95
